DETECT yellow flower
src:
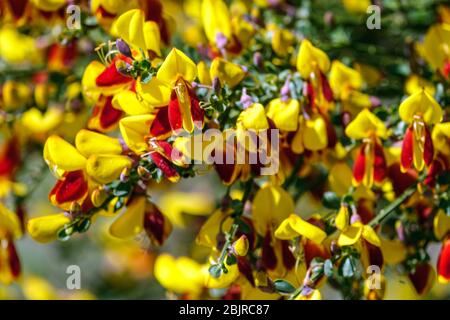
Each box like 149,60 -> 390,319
202,0 -> 232,46
296,39 -> 330,79
416,23 -> 450,77
154,253 -> 204,295
27,213 -> 70,243
342,0 -> 371,14
237,103 -> 269,131
405,75 -> 436,96
1,81 -> 31,111
210,58 -> 246,88
399,90 -> 442,125
232,235 -> 249,256
345,109 -> 388,140
434,210 -> 450,240
21,108 -> 63,135
291,115 -> 329,153
432,122 -> 450,155
335,205 -> 381,247
30,0 -> 66,11
0,27 -> 41,64
275,214 -> 327,244
111,9 -> 162,57
265,98 -> 300,132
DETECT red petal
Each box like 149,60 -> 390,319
7,0 -> 27,20
261,231 -> 277,270
168,92 -> 183,131
0,138 -> 20,176
7,240 -> 21,279
373,139 -> 387,182
320,71 -> 333,102
190,92 -> 204,129
437,239 -> 450,282
304,239 -> 329,268
237,257 -> 255,286
150,107 -> 172,137
423,126 -> 434,166
51,170 -> 88,204
96,56 -> 132,87
99,96 -> 123,129
353,144 -> 366,183
401,126 -> 414,171
408,263 -> 433,295
143,205 -> 165,245
388,163 -> 418,196
305,81 -> 315,110
150,152 -> 179,182
281,240 -> 295,270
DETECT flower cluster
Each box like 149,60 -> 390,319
0,0 -> 450,300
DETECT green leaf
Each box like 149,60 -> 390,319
342,256 -> 355,278
76,219 -> 91,233
273,279 -> 296,294
324,259 -> 334,277
113,182 -> 131,197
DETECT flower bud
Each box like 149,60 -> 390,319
120,167 -> 130,182
27,213 -> 71,243
232,235 -> 249,256
212,76 -> 221,94
253,52 -> 264,70
116,38 -> 132,58
91,187 -> 108,207
137,165 -> 152,181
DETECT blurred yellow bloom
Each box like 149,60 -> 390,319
21,107 -> 63,135
297,39 -> 330,79
405,74 -> 436,96
1,81 -> 31,111
210,58 -> 246,88
0,27 -> 41,64
266,98 -> 300,132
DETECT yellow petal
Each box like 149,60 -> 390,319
335,205 -> 350,231
111,9 -> 146,50
81,61 -> 104,104
158,191 -> 215,227
197,61 -> 212,85
210,58 -> 246,88
30,0 -> 66,11
380,238 -> 406,265
434,210 -> 450,240
44,135 -> 86,172
204,262 -> 239,289
109,196 -> 146,239
329,60 -> 363,99
274,218 -> 298,240
399,90 -> 443,124
21,107 -> 63,134
112,90 -> 153,115
405,75 -> 435,96
302,115 -> 328,150
432,122 -> 450,155
27,213 -> 70,243
75,129 -> 123,157
362,225 -> 381,247
136,77 -> 172,107
345,108 -> 388,139
196,209 -> 233,248
252,184 -> 294,235
265,98 -> 300,132
288,214 -> 327,244
157,48 -> 197,85
119,115 -> 154,154
86,155 -> 132,184
238,103 -> 269,130
338,223 -> 363,246
328,163 -> 352,196
144,21 -> 162,56
201,0 -> 232,45
296,39 -> 330,79
154,254 -> 204,294
0,203 -> 21,238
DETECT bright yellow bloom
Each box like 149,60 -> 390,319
335,205 -> 381,247
297,39 -> 330,79
210,58 -> 246,88
275,214 -> 327,244
266,98 -> 300,132
399,90 -> 442,125
27,213 -> 70,243
345,108 -> 388,140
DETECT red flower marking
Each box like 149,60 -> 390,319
50,170 -> 88,204
401,126 -> 414,171
437,238 -> 450,282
